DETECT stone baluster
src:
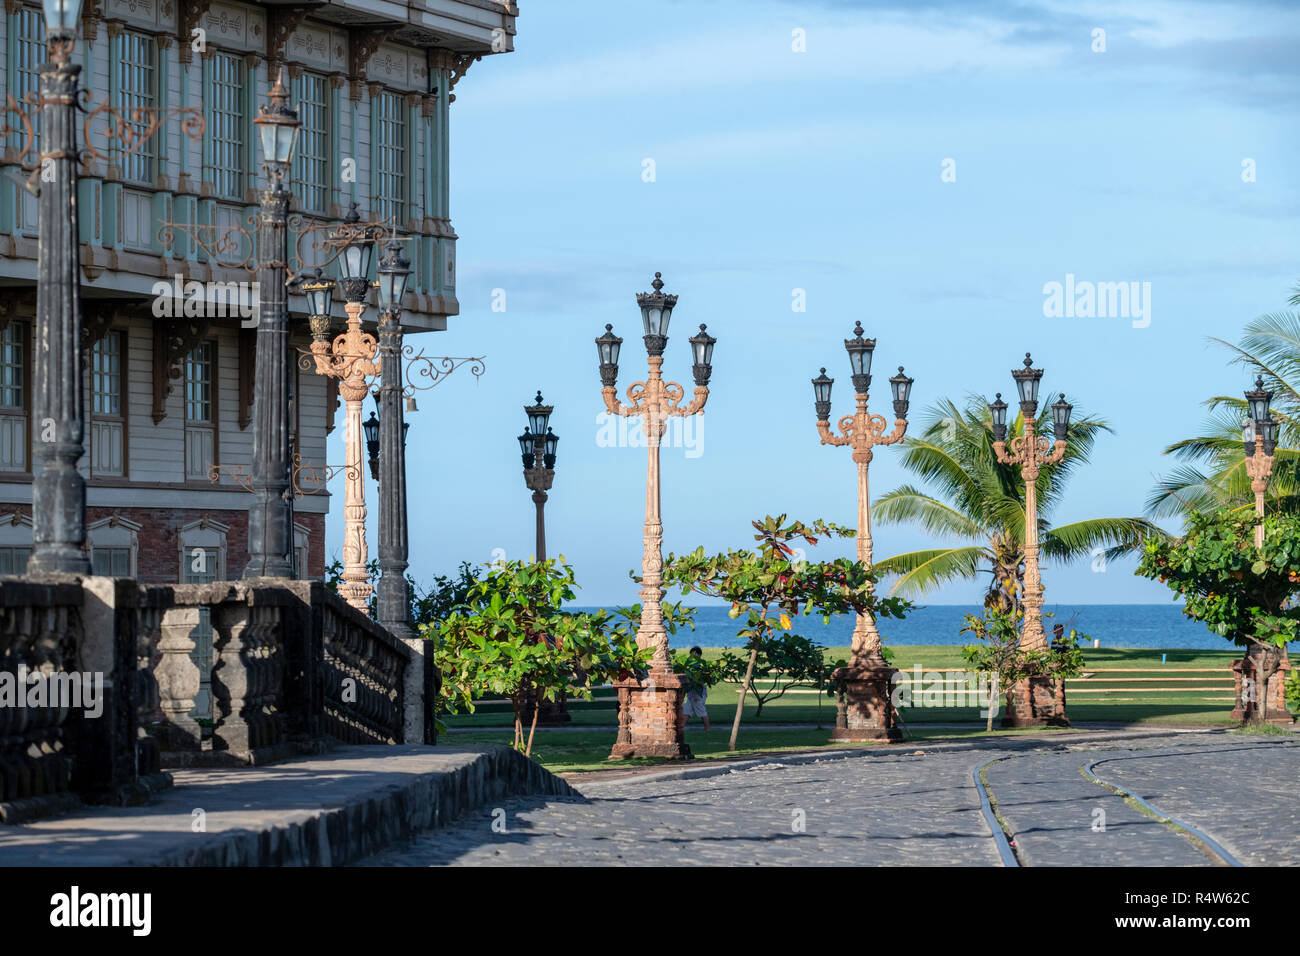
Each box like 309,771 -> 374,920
154,606 -> 202,754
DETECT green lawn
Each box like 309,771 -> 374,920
446,724 -> 1078,774
441,645 -> 1251,731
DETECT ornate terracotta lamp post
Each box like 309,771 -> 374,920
813,322 -> 913,741
1232,376 -> 1290,723
1242,376 -> 1277,549
988,353 -> 1072,726
598,272 -> 716,760
518,392 -> 558,562
28,0 -> 90,575
304,211 -> 381,612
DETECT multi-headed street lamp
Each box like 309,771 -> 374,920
988,353 -> 1072,726
1242,376 -> 1277,549
28,0 -> 90,574
304,208 -> 381,612
598,273 -> 716,760
518,392 -> 558,562
813,322 -> 913,741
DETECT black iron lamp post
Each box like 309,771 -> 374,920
28,0 -> 90,574
521,391 -> 557,561
243,71 -> 301,579
367,394 -> 409,481
374,238 -> 414,640
364,411 -> 381,481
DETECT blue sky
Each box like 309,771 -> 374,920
327,0 -> 1300,606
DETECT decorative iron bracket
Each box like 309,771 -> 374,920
207,462 -> 254,493
153,319 -> 210,424
400,349 -> 485,396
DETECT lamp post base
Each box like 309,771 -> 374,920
1001,674 -> 1070,728
1230,647 -> 1293,725
609,668 -> 692,760
830,663 -> 902,742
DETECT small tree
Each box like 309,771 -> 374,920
428,558 -> 648,755
729,633 -> 831,718
660,515 -> 911,750
962,608 -> 1086,731
1137,508 -> 1300,723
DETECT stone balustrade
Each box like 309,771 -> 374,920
1,575 -> 426,821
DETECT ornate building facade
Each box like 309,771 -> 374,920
0,0 -> 515,583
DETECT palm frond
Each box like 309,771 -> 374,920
873,546 -> 986,599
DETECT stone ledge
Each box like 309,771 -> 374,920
0,745 -> 573,866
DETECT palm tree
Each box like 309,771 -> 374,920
1148,312 -> 1300,519
872,397 -> 1162,606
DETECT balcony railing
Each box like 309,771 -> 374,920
1,575 -> 422,822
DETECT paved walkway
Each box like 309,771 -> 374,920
0,745 -> 567,867
359,732 -> 1300,866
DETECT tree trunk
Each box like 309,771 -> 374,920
1257,645 -> 1278,724
730,644 -> 760,751
525,693 -> 541,757
986,673 -> 999,733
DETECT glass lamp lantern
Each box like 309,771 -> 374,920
1242,418 -> 1257,459
543,428 -> 559,469
844,322 -> 876,394
1260,418 -> 1278,456
525,392 -> 552,437
336,203 -> 375,303
363,411 -> 380,480
1244,376 -> 1273,425
812,368 -> 833,421
300,268 -> 335,342
41,0 -> 83,35
889,366 -> 914,418
518,431 -> 536,469
1011,353 -> 1043,415
1050,393 -> 1072,443
376,239 -> 411,313
989,393 -> 1009,444
595,324 -> 622,386
254,70 -> 301,170
636,272 -> 677,356
688,324 -> 716,386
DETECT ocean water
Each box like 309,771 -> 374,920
571,604 -> 1294,651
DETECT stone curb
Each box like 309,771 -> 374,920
572,727 -> 1227,791
143,746 -> 574,867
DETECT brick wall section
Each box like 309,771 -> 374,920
0,506 -> 328,583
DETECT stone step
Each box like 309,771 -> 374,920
0,745 -> 572,867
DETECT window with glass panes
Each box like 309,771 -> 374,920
115,32 -> 157,183
0,547 -> 31,575
92,548 -> 131,576
14,7 -> 44,129
185,344 -> 213,423
0,323 -> 27,472
184,343 -> 216,479
0,324 -> 23,410
91,332 -> 123,416
90,332 -> 126,476
294,71 -> 329,214
375,91 -> 407,224
210,53 -> 244,199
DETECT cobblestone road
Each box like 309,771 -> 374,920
359,732 -> 1299,866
